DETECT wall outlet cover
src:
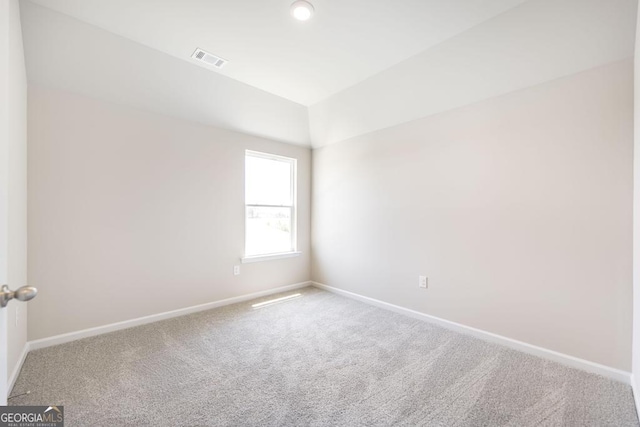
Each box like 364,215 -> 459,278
419,276 -> 428,289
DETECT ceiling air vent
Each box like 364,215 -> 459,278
191,48 -> 228,69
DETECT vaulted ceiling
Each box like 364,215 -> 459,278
26,0 -> 529,106
20,0 -> 638,147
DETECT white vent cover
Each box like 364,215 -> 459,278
191,48 -> 228,69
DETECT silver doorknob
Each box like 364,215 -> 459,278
0,285 -> 37,308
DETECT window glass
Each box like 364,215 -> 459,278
245,151 -> 296,257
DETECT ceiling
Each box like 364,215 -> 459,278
27,0 -> 528,106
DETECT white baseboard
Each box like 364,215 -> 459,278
28,281 -> 311,352
8,342 -> 29,396
311,281 -> 632,385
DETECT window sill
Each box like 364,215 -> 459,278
241,251 -> 302,264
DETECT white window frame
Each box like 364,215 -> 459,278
242,150 -> 300,263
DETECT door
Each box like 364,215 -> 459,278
0,0 -> 29,407
1,0 -> 10,406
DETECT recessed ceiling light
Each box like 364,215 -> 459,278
290,0 -> 314,21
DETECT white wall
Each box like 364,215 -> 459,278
1,0 -> 29,393
27,86 -> 311,340
309,0 -> 637,148
632,3 -> 640,405
20,1 -> 310,147
312,60 -> 633,370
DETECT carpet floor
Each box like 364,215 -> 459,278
10,287 -> 639,426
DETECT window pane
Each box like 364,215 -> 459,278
245,155 -> 292,206
246,206 -> 292,256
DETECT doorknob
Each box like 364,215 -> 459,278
0,285 -> 38,308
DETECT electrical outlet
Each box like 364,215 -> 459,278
233,265 -> 240,276
419,276 -> 428,289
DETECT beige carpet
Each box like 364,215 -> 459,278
10,287 -> 639,426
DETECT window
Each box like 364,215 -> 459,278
244,150 -> 298,261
